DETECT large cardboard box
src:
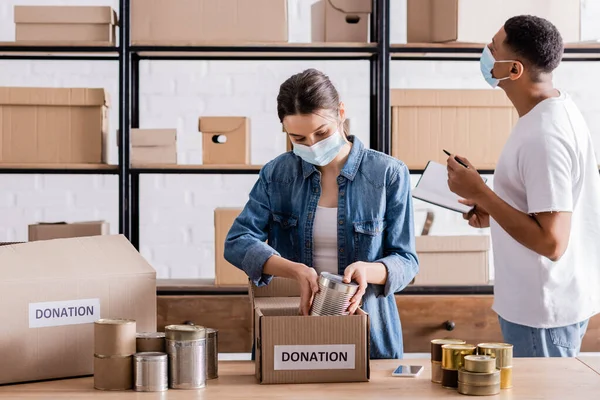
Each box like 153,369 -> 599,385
0,235 -> 156,385
118,129 -> 177,165
414,235 -> 490,286
407,0 -> 580,43
391,89 -> 518,170
214,208 -> 249,286
14,6 -> 118,45
325,0 -> 371,42
131,0 -> 288,44
28,221 -> 109,242
0,87 -> 108,164
252,277 -> 370,384
200,117 -> 250,165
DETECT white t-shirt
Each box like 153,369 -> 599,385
491,90 -> 600,328
312,206 -> 338,275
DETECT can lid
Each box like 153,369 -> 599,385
206,328 -> 218,337
431,338 -> 466,345
442,343 -> 477,350
477,343 -> 513,349
165,324 -> 206,340
318,272 -> 358,294
134,352 -> 168,361
136,332 -> 166,339
95,318 -> 136,325
464,355 -> 494,362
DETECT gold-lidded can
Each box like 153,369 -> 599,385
431,360 -> 443,384
165,324 -> 206,341
500,366 -> 513,389
458,368 -> 501,386
464,355 -> 497,374
431,338 -> 467,362
441,344 -> 476,388
458,381 -> 501,396
477,342 -> 513,368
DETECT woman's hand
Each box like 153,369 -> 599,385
343,262 -> 369,315
295,264 -> 319,316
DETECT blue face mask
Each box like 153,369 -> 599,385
292,130 -> 346,167
480,46 -> 514,88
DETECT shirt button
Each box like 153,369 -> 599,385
339,248 -> 344,253
337,177 -> 344,184
305,240 -> 311,247
339,190 -> 345,196
308,212 -> 313,219
338,220 -> 344,225
313,188 -> 318,193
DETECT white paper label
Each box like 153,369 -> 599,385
273,344 -> 356,370
29,298 -> 101,328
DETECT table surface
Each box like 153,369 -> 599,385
0,358 -> 599,399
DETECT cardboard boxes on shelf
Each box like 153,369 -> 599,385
0,235 -> 156,385
28,221 -> 109,242
407,0 -> 580,43
118,129 -> 177,165
130,0 -> 288,44
391,89 -> 518,170
413,235 -> 490,286
325,0 -> 371,42
251,277 -> 369,384
214,208 -> 249,286
0,87 -> 108,165
200,117 -> 250,165
14,6 -> 118,45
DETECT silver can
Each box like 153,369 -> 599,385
310,272 -> 359,316
165,325 -> 206,390
133,352 -> 168,392
206,328 -> 218,380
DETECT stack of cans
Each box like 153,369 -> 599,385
457,355 -> 500,396
310,272 -> 358,316
93,319 -> 137,391
165,325 -> 207,390
430,339 -> 466,384
477,343 -> 514,389
441,344 -> 477,388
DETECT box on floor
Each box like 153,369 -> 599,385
0,87 -> 108,165
200,117 -> 250,165
130,0 -> 288,44
391,89 -> 518,170
28,221 -> 109,242
14,6 -> 118,45
117,129 -> 177,165
407,0 -> 580,43
0,235 -> 156,385
251,277 -> 369,384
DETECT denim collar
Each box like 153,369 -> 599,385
300,135 -> 365,181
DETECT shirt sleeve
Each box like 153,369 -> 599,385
518,133 -> 575,214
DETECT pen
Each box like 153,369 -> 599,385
443,149 -> 469,169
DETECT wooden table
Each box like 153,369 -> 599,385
0,358 -> 599,399
580,356 -> 600,375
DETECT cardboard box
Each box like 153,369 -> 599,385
325,0 -> 371,42
29,221 -> 109,242
414,235 -> 490,286
117,129 -> 177,165
284,119 -> 351,152
0,235 -> 156,384
200,117 -> 250,165
391,89 -> 518,169
0,87 -> 108,164
14,6 -> 118,45
214,208 -> 249,286
131,0 -> 288,44
251,277 -> 370,384
407,0 -> 580,43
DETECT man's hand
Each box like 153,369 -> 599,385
446,154 -> 489,200
343,262 -> 368,315
459,199 -> 490,228
295,265 -> 319,316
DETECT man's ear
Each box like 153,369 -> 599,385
509,61 -> 525,80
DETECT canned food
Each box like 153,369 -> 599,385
477,343 -> 513,368
206,328 -> 218,380
136,332 -> 166,353
464,355 -> 497,374
165,325 -> 207,390
458,368 -> 501,386
458,381 -> 501,396
431,338 -> 467,362
94,318 -> 136,356
441,368 -> 459,389
134,352 -> 168,392
441,344 -> 477,370
500,366 -> 513,389
93,354 -> 133,391
310,272 -> 359,316
431,360 -> 443,384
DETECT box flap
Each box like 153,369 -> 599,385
416,235 -> 490,253
0,87 -> 109,107
199,117 -> 247,134
391,89 -> 513,107
0,234 -> 156,282
328,0 -> 372,14
251,277 -> 301,300
14,6 -> 118,25
255,297 -> 300,312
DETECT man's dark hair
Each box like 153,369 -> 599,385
504,15 -> 564,77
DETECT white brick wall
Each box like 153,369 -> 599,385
1,0 -> 599,280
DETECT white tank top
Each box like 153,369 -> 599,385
312,206 -> 338,275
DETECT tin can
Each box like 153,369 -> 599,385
136,332 -> 166,353
431,360 -> 443,383
206,328 -> 218,380
441,368 -> 459,389
431,338 -> 466,362
94,318 -> 136,356
165,325 -> 206,389
441,344 -> 476,389
134,352 -> 168,392
500,366 -> 513,389
464,355 -> 497,374
310,272 -> 359,316
93,354 -> 133,391
477,343 -> 513,368
458,368 -> 501,386
458,381 -> 501,396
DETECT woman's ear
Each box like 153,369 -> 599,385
338,102 -> 346,123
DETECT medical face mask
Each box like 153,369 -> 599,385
292,129 -> 346,167
480,46 -> 515,88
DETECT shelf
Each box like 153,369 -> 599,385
132,164 -> 263,174
0,163 -> 118,174
132,42 -> 378,60
0,42 -> 119,60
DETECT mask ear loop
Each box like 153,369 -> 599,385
493,60 -> 520,81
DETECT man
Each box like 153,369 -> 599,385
446,15 -> 600,357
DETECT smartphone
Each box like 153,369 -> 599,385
392,365 -> 424,378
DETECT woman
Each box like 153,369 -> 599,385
224,68 -> 418,359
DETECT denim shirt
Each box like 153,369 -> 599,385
224,136 -> 419,359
